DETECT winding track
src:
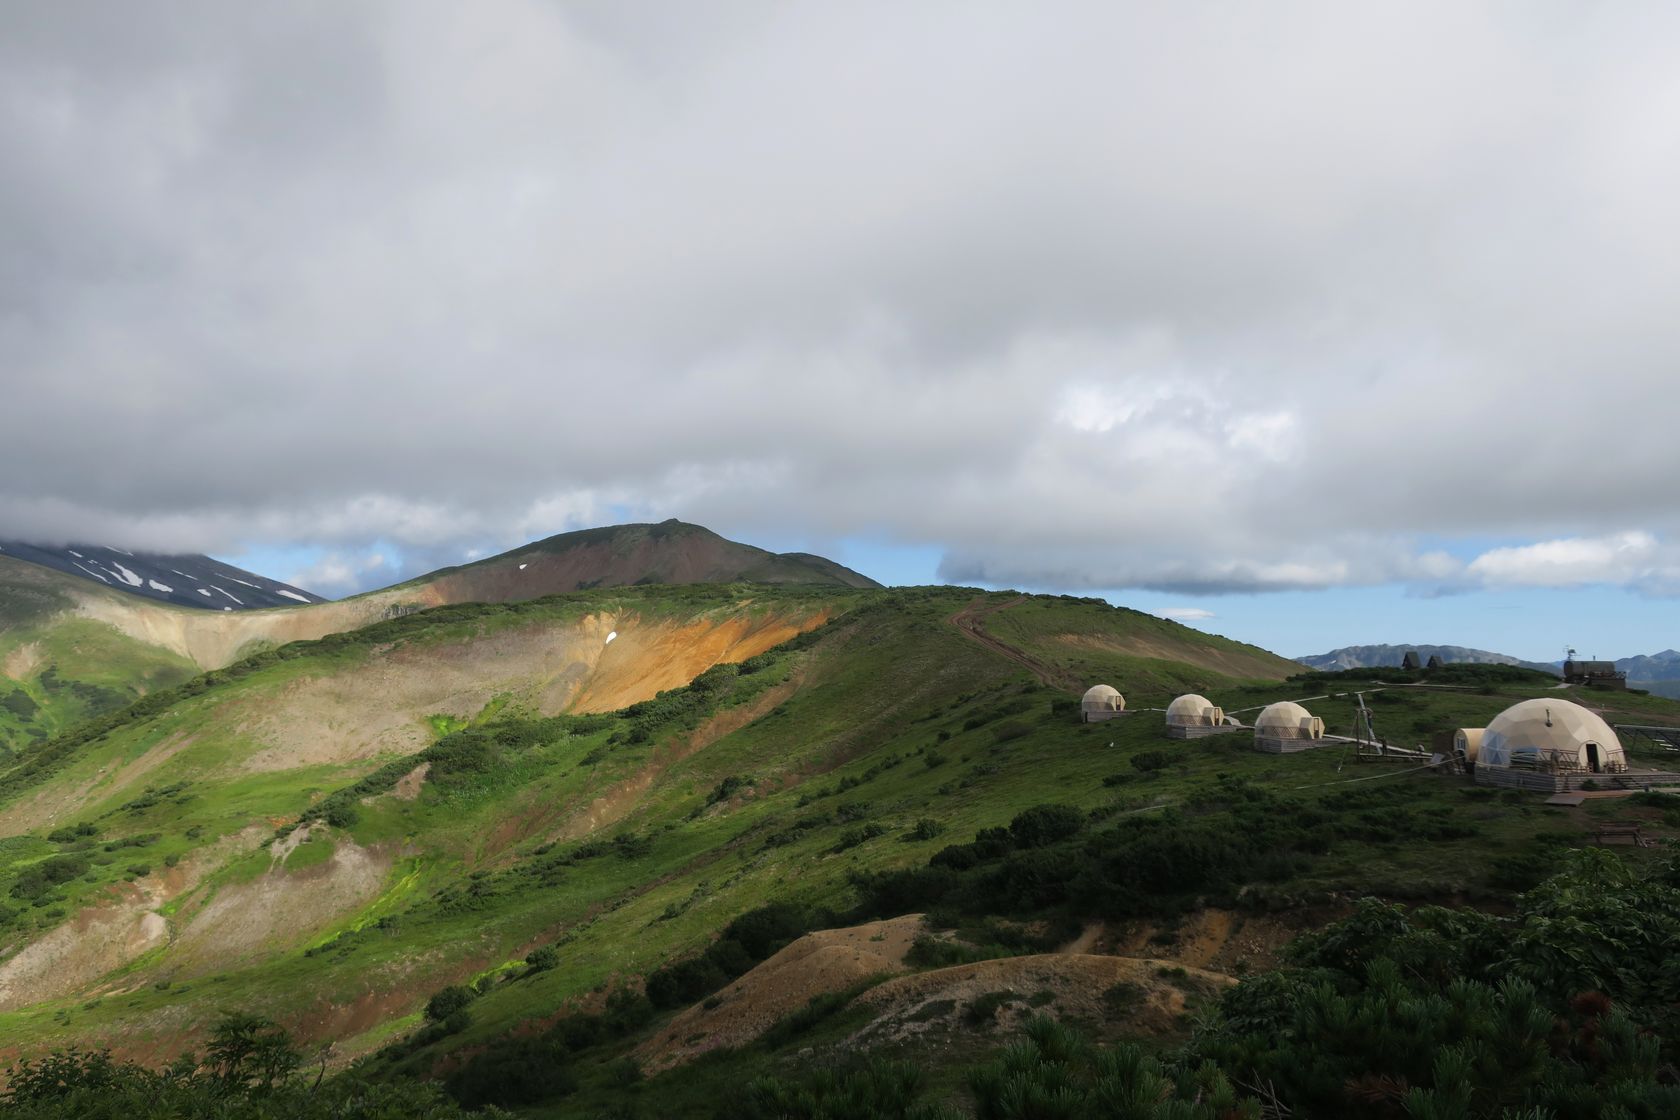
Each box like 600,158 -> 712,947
947,596 -> 1080,691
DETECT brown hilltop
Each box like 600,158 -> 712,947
411,520 -> 879,603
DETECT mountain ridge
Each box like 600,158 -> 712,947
0,541 -> 323,611
1294,642 -> 1557,673
1298,641 -> 1680,678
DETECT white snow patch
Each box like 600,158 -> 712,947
223,607 -> 232,611
224,576 -> 260,589
68,550 -> 83,558
110,548 -> 133,556
109,562 -> 143,587
197,588 -> 212,597
604,631 -> 618,645
275,590 -> 311,604
213,586 -> 243,605
147,579 -> 173,593
73,562 -> 110,584
518,563 -> 528,570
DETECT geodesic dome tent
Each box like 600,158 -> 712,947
1253,701 -> 1325,747
1478,699 -> 1625,773
1081,684 -> 1125,722
1166,694 -> 1223,728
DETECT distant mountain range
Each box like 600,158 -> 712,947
1296,642 -> 1680,698
0,520 -> 879,617
0,541 -> 324,611
1294,643 -> 1556,673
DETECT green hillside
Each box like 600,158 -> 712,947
0,584 -> 1678,1117
0,560 -> 198,756
0,522 -> 881,748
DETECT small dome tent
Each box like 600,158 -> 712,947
1479,699 -> 1624,773
1454,727 -> 1484,765
1253,701 -> 1325,753
1166,694 -> 1222,727
1165,694 -> 1232,738
1080,684 -> 1125,723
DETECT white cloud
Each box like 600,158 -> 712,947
1465,532 -> 1680,592
287,551 -> 393,595
1155,607 -> 1215,621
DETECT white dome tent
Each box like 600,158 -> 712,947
1453,727 -> 1484,766
1080,684 -> 1125,723
1477,699 -> 1625,774
1253,701 -> 1325,753
1165,694 -> 1236,739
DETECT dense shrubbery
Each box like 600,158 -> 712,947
10,854 -> 90,900
857,780 -> 1491,925
1192,849 -> 1680,1117
441,988 -> 653,1109
3,1014 -> 497,1119
733,852 -> 1680,1119
739,1019 -> 1253,1120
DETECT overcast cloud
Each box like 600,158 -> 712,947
4,1 -> 1679,597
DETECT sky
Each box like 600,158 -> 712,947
4,1 -> 1680,662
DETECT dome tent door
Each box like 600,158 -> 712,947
1586,742 -> 1601,773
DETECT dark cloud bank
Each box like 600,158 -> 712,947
4,2 -> 1679,595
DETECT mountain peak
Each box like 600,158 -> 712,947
416,520 -> 879,597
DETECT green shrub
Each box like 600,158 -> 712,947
423,985 -> 474,1022
906,818 -> 946,842
964,991 -> 1012,1025
833,824 -> 888,852
707,776 -> 749,805
1008,804 -> 1083,848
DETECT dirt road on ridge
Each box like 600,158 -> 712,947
948,597 -> 1079,691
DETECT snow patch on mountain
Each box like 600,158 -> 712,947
0,541 -> 326,611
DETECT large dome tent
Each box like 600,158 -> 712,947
1479,699 -> 1624,773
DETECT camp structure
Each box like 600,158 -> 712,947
1165,694 -> 1238,739
1253,700 -> 1325,753
1476,698 -> 1625,774
1080,684 -> 1126,723
1453,727 -> 1484,767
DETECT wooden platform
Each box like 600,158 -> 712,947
1166,723 -> 1246,740
1475,766 -> 1680,793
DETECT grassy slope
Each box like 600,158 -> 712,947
0,584 -> 1672,1099
0,562 -> 198,755
975,595 -> 1302,685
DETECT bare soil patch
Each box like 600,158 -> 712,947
169,839 -> 392,975
636,914 -> 925,1072
1,641 -> 42,681
849,954 -> 1234,1050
